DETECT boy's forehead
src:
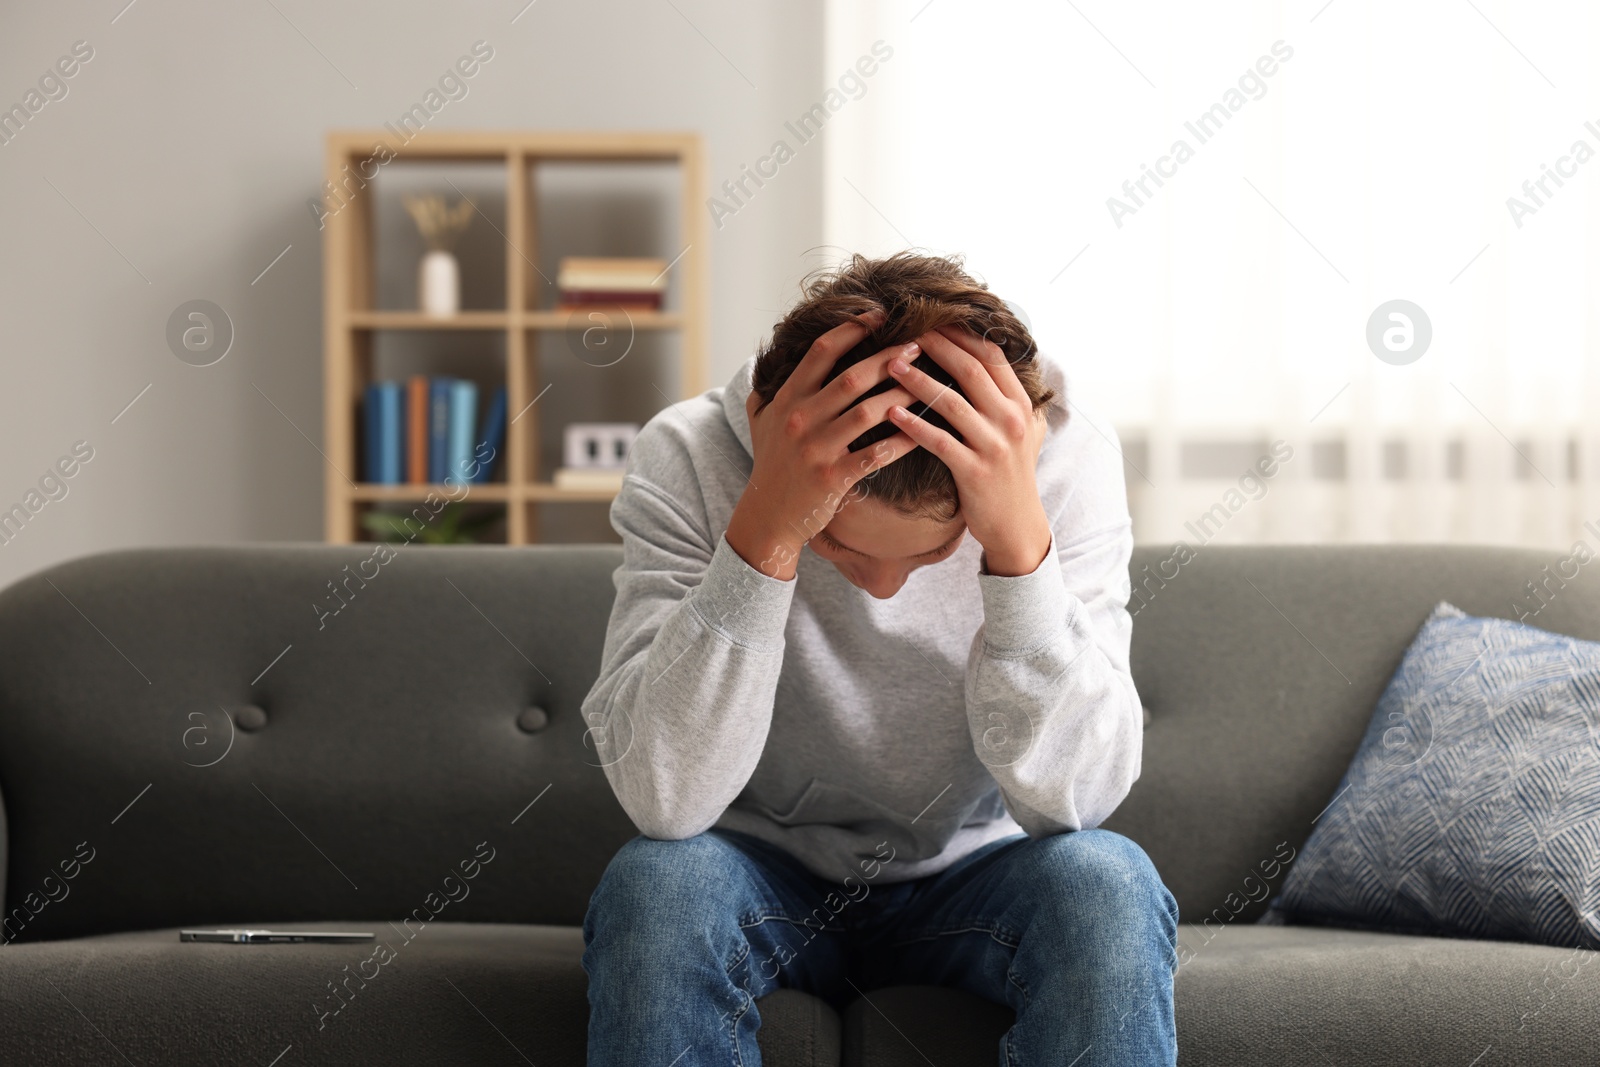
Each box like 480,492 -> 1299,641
823,497 -> 966,558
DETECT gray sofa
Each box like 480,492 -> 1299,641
0,543 -> 1595,1066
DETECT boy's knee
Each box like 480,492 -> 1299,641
1017,830 -> 1174,924
588,832 -> 751,930
1001,833 -> 1178,987
614,830 -> 729,871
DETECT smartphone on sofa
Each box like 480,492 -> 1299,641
180,929 -> 374,944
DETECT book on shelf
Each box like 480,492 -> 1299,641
446,380 -> 477,484
361,377 -> 508,488
553,467 -> 625,492
406,376 -> 428,484
379,385 -> 403,484
363,382 -> 405,484
363,384 -> 384,483
556,256 -> 667,311
427,379 -> 452,483
474,386 -> 507,485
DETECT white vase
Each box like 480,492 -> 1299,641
419,250 -> 460,317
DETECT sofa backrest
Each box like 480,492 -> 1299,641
0,542 -> 1594,941
0,545 -> 637,942
1106,542 -> 1600,924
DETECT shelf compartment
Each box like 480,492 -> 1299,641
366,158 -> 510,314
350,484 -> 616,503
527,157 -> 684,319
357,498 -> 509,546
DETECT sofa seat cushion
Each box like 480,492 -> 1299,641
837,924 -> 1600,1066
0,921 -> 840,1067
1175,924 -> 1600,1065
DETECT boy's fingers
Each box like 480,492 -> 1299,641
938,324 -> 1031,404
935,323 -> 993,360
780,309 -> 887,401
915,329 -> 1009,416
819,383 -> 916,452
851,430 -> 919,478
812,341 -> 919,421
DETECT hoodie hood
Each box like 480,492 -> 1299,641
721,353 -> 759,460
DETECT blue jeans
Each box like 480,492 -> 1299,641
582,827 -> 1179,1066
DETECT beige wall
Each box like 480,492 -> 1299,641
0,0 -> 825,581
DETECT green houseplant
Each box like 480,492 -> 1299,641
360,502 -> 501,544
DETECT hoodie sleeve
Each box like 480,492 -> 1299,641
963,421 -> 1142,836
578,416 -> 797,840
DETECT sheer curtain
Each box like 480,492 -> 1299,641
822,0 -> 1600,550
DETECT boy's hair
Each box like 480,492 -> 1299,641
751,252 -> 1057,523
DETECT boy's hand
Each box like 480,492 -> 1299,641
726,310 -> 920,580
886,325 -> 1053,577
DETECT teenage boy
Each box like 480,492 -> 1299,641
580,253 -> 1178,1066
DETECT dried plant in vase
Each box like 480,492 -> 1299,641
403,194 -> 475,317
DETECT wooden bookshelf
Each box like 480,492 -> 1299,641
321,130 -> 708,544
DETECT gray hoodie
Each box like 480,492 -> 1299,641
580,352 -> 1142,885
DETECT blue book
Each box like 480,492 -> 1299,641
447,379 -> 477,484
363,383 -> 383,483
473,385 -> 507,483
377,382 -> 403,485
428,377 -> 452,483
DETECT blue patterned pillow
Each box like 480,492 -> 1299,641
1274,602 -> 1600,948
